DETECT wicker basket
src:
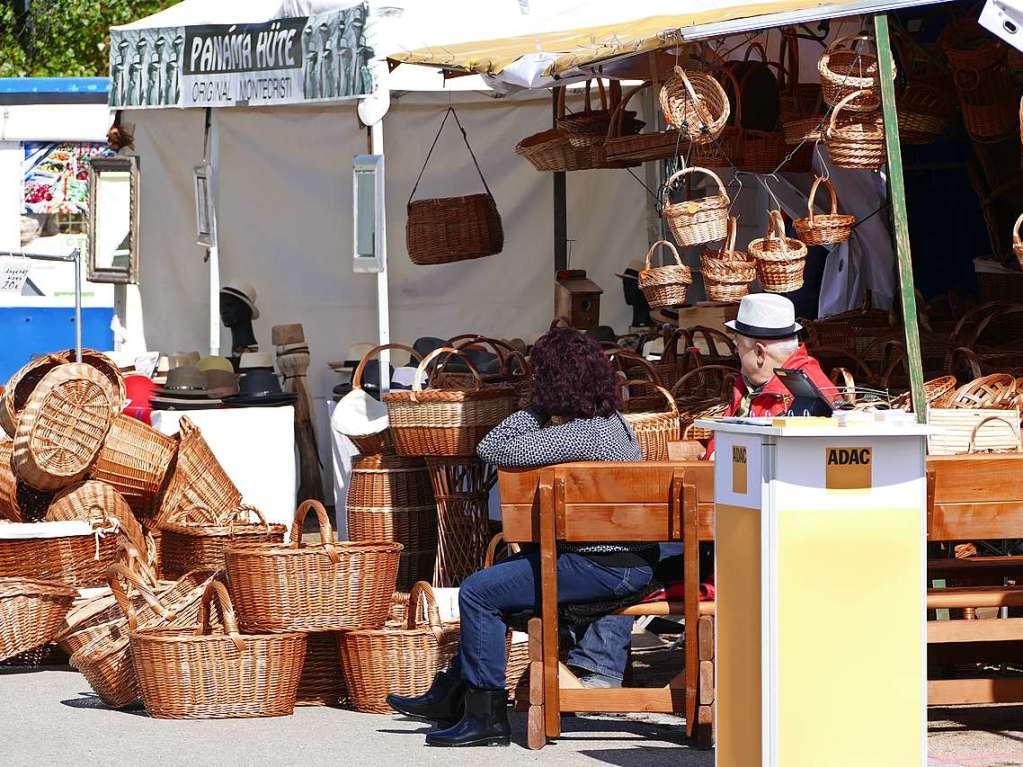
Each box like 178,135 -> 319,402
12,363 -> 116,492
661,167 -> 730,248
658,67 -> 730,145
0,353 -> 65,438
898,82 -> 953,144
0,439 -> 53,522
826,91 -> 886,171
226,500 -> 401,633
749,211 -> 808,293
620,380 -> 681,461
515,128 -> 609,172
941,19 -> 1006,72
154,416 -> 241,526
946,374 -> 1018,410
714,65 -> 787,174
130,580 -> 306,719
158,504 -> 286,581
954,66 -> 1018,143
341,344 -> 424,455
0,577 -> 76,661
47,479 -> 147,555
818,34 -> 890,112
682,402 -> 729,441
340,581 -> 460,714
557,79 -> 613,148
1013,212 -> 1023,270
90,414 -> 177,522
74,349 -> 126,411
701,216 -> 756,303
297,632 -> 347,706
382,347 -> 517,457
605,82 -> 681,164
891,376 -> 957,411
793,176 -> 856,246
638,240 -> 693,309
407,107 -> 502,265
0,519 -> 121,587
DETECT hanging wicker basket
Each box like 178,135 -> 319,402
619,380 -> 681,461
749,211 -> 808,294
658,67 -> 730,145
701,216 -> 756,303
818,34 -> 891,112
825,90 -> 886,171
793,176 -> 856,246
661,166 -> 730,248
638,240 -> 693,309
605,82 -> 681,165
556,79 -> 613,148
0,577 -> 76,661
90,414 -> 177,522
407,107 -> 503,265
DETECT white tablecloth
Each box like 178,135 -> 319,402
151,407 -> 297,531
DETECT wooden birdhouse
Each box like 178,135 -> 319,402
555,270 -> 602,330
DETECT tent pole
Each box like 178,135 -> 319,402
553,87 -> 567,271
874,13 -> 925,421
207,107 -> 221,357
371,119 -> 391,390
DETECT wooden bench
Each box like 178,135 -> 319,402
927,453 -> 1023,706
499,461 -> 714,749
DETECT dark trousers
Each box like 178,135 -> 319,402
454,547 -> 653,690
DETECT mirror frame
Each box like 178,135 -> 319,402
87,154 -> 140,284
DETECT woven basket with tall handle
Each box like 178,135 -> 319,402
794,176 -> 856,246
818,34 -> 891,111
661,166 -> 730,248
639,240 -> 693,309
605,82 -> 681,164
90,414 -> 177,522
0,577 -> 76,661
557,79 -> 613,148
825,90 -> 886,171
342,344 -> 424,456
701,216 -> 756,303
226,500 -> 401,633
340,580 -> 460,714
749,210 -> 808,293
658,67 -> 730,144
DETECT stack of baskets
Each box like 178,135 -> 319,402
818,35 -> 889,170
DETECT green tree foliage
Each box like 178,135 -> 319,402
1,0 -> 177,78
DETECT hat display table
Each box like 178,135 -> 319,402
151,407 -> 297,531
700,417 -> 928,767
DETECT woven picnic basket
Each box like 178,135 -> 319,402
749,211 -> 808,293
47,479 -> 147,555
658,67 -> 730,144
0,577 -> 76,661
638,240 -> 693,309
12,363 -> 117,492
342,344 -> 423,455
1013,213 -> 1023,269
407,108 -> 502,265
90,414 -> 177,521
130,580 -> 306,719
825,91 -> 886,170
0,353 -> 65,438
158,504 -> 285,581
793,176 -> 856,246
340,580 -> 460,714
226,500 -> 401,633
818,34 -> 890,112
382,347 -> 517,457
0,518 -> 122,587
701,216 -> 756,303
297,632 -> 347,706
620,380 -> 681,462
154,416 -> 241,526
0,438 -> 54,522
661,167 -> 730,248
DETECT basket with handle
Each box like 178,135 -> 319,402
953,66 -> 1017,143
672,365 -> 738,440
382,347 -> 517,457
158,504 -> 286,581
778,28 -> 826,145
927,409 -> 1022,456
341,344 -> 423,456
556,79 -> 613,148
818,34 -> 891,112
0,518 -> 123,587
940,19 -> 1007,73
515,85 -> 623,173
605,82 -> 681,164
89,414 -> 178,522
225,500 -> 401,633
749,211 -> 808,293
130,580 -> 307,719
715,64 -> 787,174
0,577 -> 76,661
701,216 -> 756,302
793,176 -> 856,246
619,380 -> 681,461
891,376 -> 957,411
661,167 -> 730,248
0,438 -> 53,522
638,240 -> 693,309
682,401 -> 729,441
406,107 -> 503,265
47,479 -> 147,556
340,580 -> 460,714
658,67 -> 730,145
0,353 -> 65,438
12,363 -> 117,492
825,90 -> 886,171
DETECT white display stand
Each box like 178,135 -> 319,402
151,407 -> 297,531
700,417 -> 929,767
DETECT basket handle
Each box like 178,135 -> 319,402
713,65 -> 744,132
581,78 -> 608,114
290,499 -> 339,564
408,106 -> 493,206
1013,212 -> 1023,246
483,532 -> 520,568
719,215 -> 739,255
107,562 -> 175,632
606,81 -> 650,140
671,66 -> 716,131
765,209 -> 787,241
225,503 -> 269,536
194,580 -> 245,650
830,367 -> 856,400
622,379 -> 679,416
827,89 -> 875,131
353,343 -> 421,391
743,41 -> 769,64
663,166 -> 728,202
605,348 -> 664,386
690,325 -> 738,359
180,504 -> 219,525
776,28 -> 800,94
413,347 -> 483,394
407,580 -> 445,633
669,364 -> 739,400
643,240 -> 684,272
116,537 -> 160,590
968,415 -> 1021,455
807,176 -> 840,225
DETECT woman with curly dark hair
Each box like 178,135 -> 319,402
388,328 -> 655,747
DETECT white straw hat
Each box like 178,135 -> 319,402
725,294 -> 802,339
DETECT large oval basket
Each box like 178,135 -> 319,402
91,414 -> 178,522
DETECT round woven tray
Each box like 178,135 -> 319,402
0,577 -> 76,661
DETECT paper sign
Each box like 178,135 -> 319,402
732,444 -> 748,495
0,258 -> 30,294
825,447 -> 872,490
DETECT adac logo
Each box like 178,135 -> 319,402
732,446 -> 747,464
825,447 -> 872,490
731,445 -> 748,494
826,448 -> 871,466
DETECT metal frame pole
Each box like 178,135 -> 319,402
371,119 -> 390,392
553,87 -> 568,272
1,248 -> 83,360
875,13 -> 926,420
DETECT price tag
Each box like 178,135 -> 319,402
0,258 -> 30,294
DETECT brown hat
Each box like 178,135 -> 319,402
203,368 -> 239,398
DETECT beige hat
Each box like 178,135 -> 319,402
615,259 -> 646,281
239,351 -> 274,370
220,281 -> 260,320
197,355 -> 234,373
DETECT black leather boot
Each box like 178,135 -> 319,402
425,687 -> 511,747
387,670 -> 465,723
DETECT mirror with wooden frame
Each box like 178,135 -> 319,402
87,154 -> 139,284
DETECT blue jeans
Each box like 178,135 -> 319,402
455,547 -> 653,690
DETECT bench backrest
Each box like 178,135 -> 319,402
927,454 -> 1023,542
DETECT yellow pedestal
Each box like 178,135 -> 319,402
704,420 -> 928,767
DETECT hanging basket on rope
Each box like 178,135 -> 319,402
701,216 -> 756,303
660,166 -> 730,248
638,240 -> 693,309
748,211 -> 807,294
658,67 -> 730,145
793,176 -> 856,246
406,107 -> 503,265
818,34 -> 892,112
825,90 -> 886,170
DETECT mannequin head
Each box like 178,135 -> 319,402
620,272 -> 652,328
220,291 -> 257,352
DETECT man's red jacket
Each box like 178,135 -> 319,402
705,344 -> 832,458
